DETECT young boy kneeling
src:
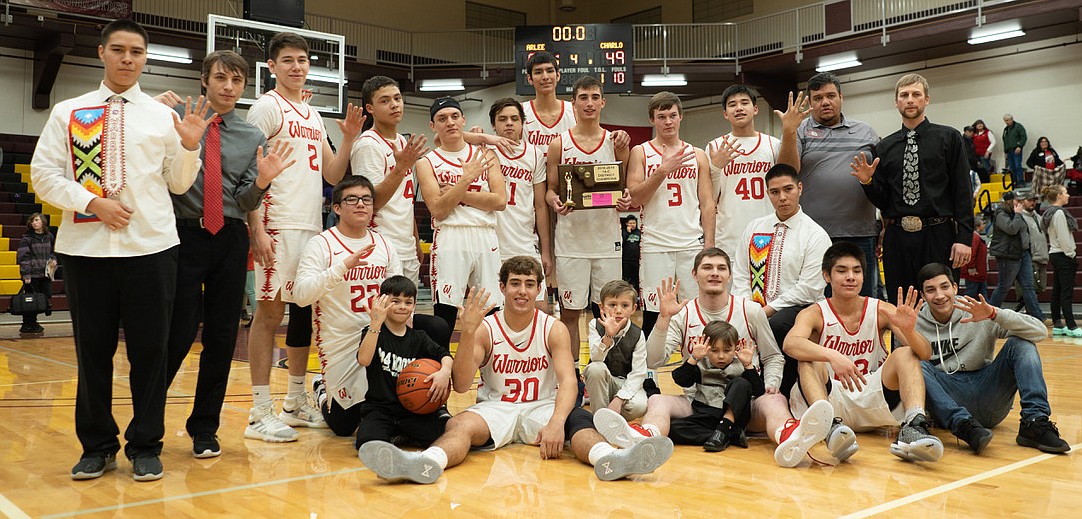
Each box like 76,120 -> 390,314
583,280 -> 649,420
354,276 -> 453,449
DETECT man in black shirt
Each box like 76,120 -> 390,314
851,73 -> 973,295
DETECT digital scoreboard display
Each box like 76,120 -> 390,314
514,24 -> 634,96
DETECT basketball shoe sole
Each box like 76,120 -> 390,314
594,435 -> 674,481
358,440 -> 443,484
593,407 -> 648,449
774,399 -> 833,468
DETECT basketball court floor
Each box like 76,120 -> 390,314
0,317 -> 1079,517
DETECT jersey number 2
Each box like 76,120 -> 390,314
308,144 -> 319,173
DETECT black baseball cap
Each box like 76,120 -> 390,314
430,97 -> 461,120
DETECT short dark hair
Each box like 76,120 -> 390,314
806,72 -> 841,96
648,91 -> 682,118
599,280 -> 637,304
499,255 -> 544,285
764,163 -> 799,185
721,84 -> 758,107
331,175 -> 375,205
703,320 -> 739,350
489,97 -> 525,127
380,275 -> 418,299
101,19 -> 148,47
362,75 -> 399,106
572,75 -> 603,97
526,51 -> 559,76
822,241 -> 866,273
693,247 -> 731,272
268,32 -> 309,61
202,50 -> 248,83
917,262 -> 955,290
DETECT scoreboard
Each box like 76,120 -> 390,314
514,24 -> 634,96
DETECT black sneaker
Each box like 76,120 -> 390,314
192,433 -> 221,459
1016,416 -> 1070,453
131,455 -> 164,481
953,418 -> 993,454
71,453 -> 117,480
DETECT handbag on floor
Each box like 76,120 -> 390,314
9,285 -> 48,315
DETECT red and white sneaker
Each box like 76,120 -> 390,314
774,400 -> 834,468
593,408 -> 652,448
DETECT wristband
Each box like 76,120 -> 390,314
988,307 -> 997,321
859,175 -> 872,185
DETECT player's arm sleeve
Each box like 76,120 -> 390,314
748,304 -> 784,390
671,359 -> 701,388
730,226 -> 753,298
234,135 -> 271,213
646,312 -> 683,369
769,227 -> 829,309
30,104 -> 99,213
993,308 -> 1049,342
615,333 -> 649,401
419,330 -> 452,361
586,319 -> 610,360
291,237 -> 347,307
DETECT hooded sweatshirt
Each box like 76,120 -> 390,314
915,303 -> 1046,373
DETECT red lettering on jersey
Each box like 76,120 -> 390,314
287,120 -> 323,142
646,163 -> 697,180
491,353 -> 550,374
500,164 -> 533,181
822,335 -> 875,356
527,130 -> 557,147
343,265 -> 387,281
723,160 -> 772,176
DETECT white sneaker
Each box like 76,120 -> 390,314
245,403 -> 299,442
826,418 -> 859,462
279,395 -> 328,428
358,441 -> 442,484
593,408 -> 650,448
594,435 -> 674,481
774,399 -> 833,468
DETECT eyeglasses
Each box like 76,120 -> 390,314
341,195 -> 374,206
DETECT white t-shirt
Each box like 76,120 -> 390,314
294,227 -> 401,409
477,309 -> 558,403
421,144 -> 497,229
816,297 -> 887,380
350,129 -> 415,254
246,90 -> 328,232
639,140 -> 706,252
493,141 -> 546,257
707,132 -> 779,258
554,129 -> 621,259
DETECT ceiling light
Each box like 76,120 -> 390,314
419,79 -> 465,92
146,44 -> 192,64
968,29 -> 1025,45
815,59 -> 862,72
641,74 -> 686,87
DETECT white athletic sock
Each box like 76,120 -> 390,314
588,442 -> 617,466
642,424 -> 662,437
286,375 -> 307,402
252,385 -> 272,407
421,446 -> 449,469
904,406 -> 926,424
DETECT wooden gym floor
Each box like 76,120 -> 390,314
0,320 -> 1080,518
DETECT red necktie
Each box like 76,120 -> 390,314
202,116 -> 224,234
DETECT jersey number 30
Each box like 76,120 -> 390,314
502,376 -> 540,403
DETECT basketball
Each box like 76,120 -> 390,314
396,358 -> 445,414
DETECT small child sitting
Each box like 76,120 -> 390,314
583,280 -> 649,420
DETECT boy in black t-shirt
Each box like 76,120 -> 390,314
355,276 -> 453,449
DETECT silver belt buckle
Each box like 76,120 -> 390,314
900,216 -> 923,232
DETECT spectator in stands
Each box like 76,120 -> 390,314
1014,191 -> 1048,312
1026,137 -> 1066,197
1042,185 -> 1080,337
1002,114 -> 1027,188
971,119 -> 995,182
961,216 -> 989,299
988,192 -> 1045,322
16,212 -> 56,334
622,215 -> 641,291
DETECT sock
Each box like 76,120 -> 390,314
285,375 -> 307,407
422,446 -> 449,469
588,442 -> 617,466
252,385 -> 272,407
715,418 -> 733,435
904,406 -> 926,423
642,424 -> 662,437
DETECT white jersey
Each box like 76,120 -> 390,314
554,129 -> 621,258
422,144 -> 496,229
477,309 -> 558,403
493,141 -> 546,257
246,90 -> 328,232
707,132 -> 779,258
350,130 -> 415,254
523,100 -> 576,161
669,295 -> 762,400
299,227 -> 401,409
817,297 -> 887,381
639,140 -> 706,252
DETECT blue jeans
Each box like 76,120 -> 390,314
921,337 -> 1051,431
827,236 -> 878,298
989,251 -> 1044,320
1006,149 -> 1024,187
963,280 -> 987,299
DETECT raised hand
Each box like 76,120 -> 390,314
598,308 -> 623,339
343,243 -> 376,270
889,286 -> 924,332
256,140 -> 297,187
367,294 -> 392,328
335,103 -> 365,142
173,95 -> 218,151
736,339 -> 757,369
300,89 -> 313,103
462,150 -> 495,183
689,335 -> 709,361
458,287 -> 496,334
659,143 -> 697,176
709,134 -> 742,170
611,129 -> 631,151
774,90 -> 811,133
392,134 -> 430,171
154,90 -> 183,107
657,277 -> 689,319
849,152 -> 879,184
956,294 -> 996,323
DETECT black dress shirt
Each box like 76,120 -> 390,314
863,118 -> 974,244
